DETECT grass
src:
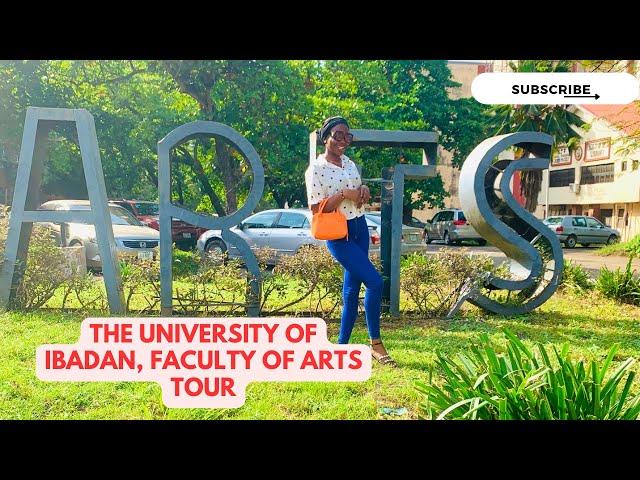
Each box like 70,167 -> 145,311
2,290 -> 640,419
596,235 -> 640,257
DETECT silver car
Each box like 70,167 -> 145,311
197,209 -> 382,264
38,200 -> 160,269
423,208 -> 486,246
363,212 -> 427,257
543,215 -> 620,248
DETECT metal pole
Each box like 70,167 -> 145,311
380,167 -> 394,313
545,169 -> 550,218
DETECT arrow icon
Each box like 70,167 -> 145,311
564,94 -> 600,100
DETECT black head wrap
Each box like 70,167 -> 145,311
318,116 -> 350,142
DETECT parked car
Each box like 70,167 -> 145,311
110,199 -> 206,250
363,212 -> 428,256
423,208 -> 486,246
37,200 -> 160,269
543,215 -> 620,248
197,209 -> 382,264
406,215 -> 427,230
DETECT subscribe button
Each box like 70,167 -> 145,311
472,73 -> 639,105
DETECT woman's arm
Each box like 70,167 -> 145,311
310,188 -> 361,214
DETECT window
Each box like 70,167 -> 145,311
586,217 -> 603,228
439,211 -> 454,222
134,202 -> 159,216
244,212 -> 279,229
458,211 -> 467,222
621,161 -> 627,171
113,202 -> 136,214
549,168 -> 575,187
276,212 -> 307,229
581,163 -> 614,184
571,217 -> 587,227
545,217 -> 563,225
633,160 -> 639,171
109,205 -> 143,226
600,209 -> 613,227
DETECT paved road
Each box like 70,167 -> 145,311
422,242 -> 639,277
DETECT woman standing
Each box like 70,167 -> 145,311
305,116 -> 396,367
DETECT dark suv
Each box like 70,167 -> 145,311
111,200 -> 206,250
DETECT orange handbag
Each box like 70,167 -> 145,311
311,197 -> 348,240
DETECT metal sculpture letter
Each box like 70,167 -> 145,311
158,121 -> 264,316
457,132 -> 564,315
0,107 -> 125,313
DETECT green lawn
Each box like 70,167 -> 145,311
2,290 -> 640,420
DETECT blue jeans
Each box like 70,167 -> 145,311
326,215 -> 383,344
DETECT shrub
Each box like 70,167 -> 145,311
596,256 -> 640,305
118,256 -> 161,313
416,330 -> 640,420
172,248 -> 200,279
14,225 -> 70,310
561,260 -> 595,294
267,245 -> 343,315
174,254 -> 248,315
400,249 -> 496,316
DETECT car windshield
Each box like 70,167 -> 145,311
134,202 -> 159,216
545,217 -> 563,224
66,204 -> 144,226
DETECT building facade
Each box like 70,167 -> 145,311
540,103 -> 640,241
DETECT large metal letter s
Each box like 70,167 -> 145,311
458,132 -> 563,315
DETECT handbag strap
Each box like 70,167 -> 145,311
317,197 -> 330,214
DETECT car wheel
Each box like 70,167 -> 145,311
443,231 -> 453,246
424,231 -> 432,244
565,235 -> 577,248
607,235 -> 619,245
477,239 -> 487,246
205,238 -> 227,257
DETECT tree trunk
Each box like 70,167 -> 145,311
215,139 -> 239,213
515,148 -> 542,213
173,147 -> 227,216
402,205 -> 413,226
520,170 -> 542,213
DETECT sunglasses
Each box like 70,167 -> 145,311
330,131 -> 354,143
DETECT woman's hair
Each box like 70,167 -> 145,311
318,116 -> 349,142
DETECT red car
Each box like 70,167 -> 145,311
110,200 -> 206,250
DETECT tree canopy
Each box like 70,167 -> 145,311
0,60 -> 489,216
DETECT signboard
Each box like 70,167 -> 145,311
552,144 -> 571,166
585,138 -> 611,162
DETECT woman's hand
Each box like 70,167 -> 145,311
359,185 -> 371,204
356,185 -> 371,208
342,188 -> 361,202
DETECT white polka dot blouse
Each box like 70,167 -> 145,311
305,154 -> 365,220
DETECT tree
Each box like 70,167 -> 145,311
306,60 -> 490,221
157,61 -> 312,213
489,60 -> 586,212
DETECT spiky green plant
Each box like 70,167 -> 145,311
416,330 -> 640,420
